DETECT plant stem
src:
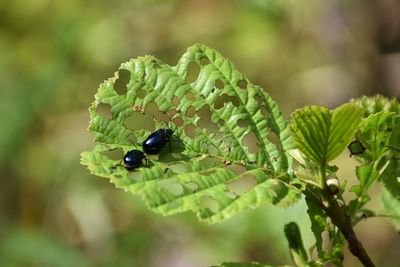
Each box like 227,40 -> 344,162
322,189 -> 376,267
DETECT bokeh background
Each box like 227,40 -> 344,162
1,0 -> 400,266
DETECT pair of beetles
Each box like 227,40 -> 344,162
123,128 -> 174,170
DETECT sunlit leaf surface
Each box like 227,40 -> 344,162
81,44 -> 300,224
290,104 -> 363,165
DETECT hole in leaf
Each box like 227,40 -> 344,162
172,117 -> 184,127
145,102 -> 169,122
242,131 -> 259,154
214,94 -> 240,109
199,156 -> 222,168
145,102 -> 159,114
199,57 -> 210,66
114,69 -> 130,95
214,79 -> 224,89
168,163 -> 187,174
157,179 -> 183,195
267,131 -> 280,146
186,92 -> 196,101
185,124 -> 197,138
237,119 -> 248,128
198,105 -> 219,133
167,109 -> 178,118
185,182 -> 199,191
237,79 -> 248,89
226,164 -> 247,175
172,96 -> 180,106
227,174 -> 257,196
154,63 -> 161,69
125,111 -> 155,132
97,103 -> 112,119
102,148 -> 124,161
156,112 -> 169,123
185,106 -> 196,118
186,62 -> 201,83
199,196 -> 220,213
136,88 -> 147,99
260,106 -> 270,117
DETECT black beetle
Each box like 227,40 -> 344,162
123,149 -> 145,170
142,128 -> 174,155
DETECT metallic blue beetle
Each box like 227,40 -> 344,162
142,128 -> 174,155
123,149 -> 145,170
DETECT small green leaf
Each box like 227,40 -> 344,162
381,113 -> 400,201
352,95 -> 400,117
382,190 -> 400,230
81,44 -> 299,224
381,161 -> 400,201
291,103 -> 363,165
305,196 -> 328,257
349,97 -> 400,218
355,164 -> 380,193
356,111 -> 396,162
350,111 -> 397,197
284,222 -> 308,267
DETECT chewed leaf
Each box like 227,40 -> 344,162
81,44 -> 298,224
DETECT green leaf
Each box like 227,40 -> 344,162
352,95 -> 400,117
284,222 -> 308,267
350,111 -> 397,197
356,111 -> 396,161
348,97 -> 400,219
305,196 -> 328,257
381,111 -> 400,201
382,190 -> 400,230
381,161 -> 400,201
355,164 -> 380,193
290,103 -> 363,165
81,44 -> 299,224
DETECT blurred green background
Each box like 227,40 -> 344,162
1,0 -> 400,266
